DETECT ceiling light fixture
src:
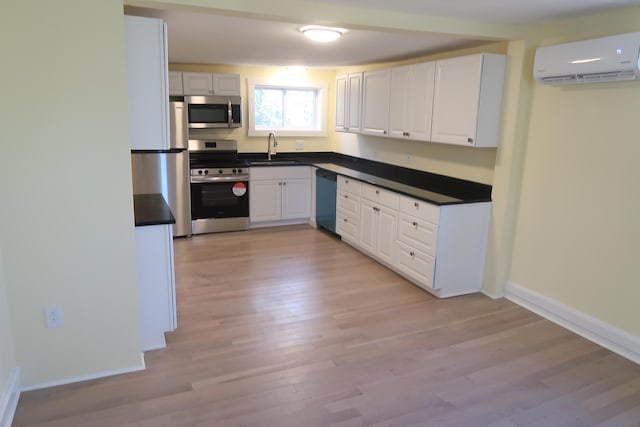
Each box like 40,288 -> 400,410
300,25 -> 345,43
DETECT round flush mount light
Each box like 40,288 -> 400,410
300,25 -> 346,43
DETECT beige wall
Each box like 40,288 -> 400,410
0,0 -> 143,387
0,245 -> 17,397
508,8 -> 640,335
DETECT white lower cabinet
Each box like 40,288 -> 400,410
357,184 -> 399,265
135,224 -> 176,351
250,166 -> 311,226
336,177 -> 361,243
338,176 -> 491,298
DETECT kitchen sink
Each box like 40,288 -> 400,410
249,160 -> 299,166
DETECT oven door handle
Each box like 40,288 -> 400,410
191,175 -> 250,183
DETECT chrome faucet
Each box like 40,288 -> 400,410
267,132 -> 278,161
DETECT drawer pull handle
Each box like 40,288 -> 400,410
376,190 -> 380,195
344,195 -> 348,199
414,202 -> 419,208
412,221 -> 418,228
344,218 -> 348,222
345,179 -> 349,183
409,251 -> 415,257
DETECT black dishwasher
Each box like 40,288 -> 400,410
315,168 -> 337,234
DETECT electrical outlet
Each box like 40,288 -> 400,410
45,307 -> 63,328
295,140 -> 304,150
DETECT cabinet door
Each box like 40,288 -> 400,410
359,199 -> 378,254
376,206 -> 397,264
182,72 -> 214,95
282,178 -> 310,220
213,73 -> 241,96
388,65 -> 412,139
431,55 -> 483,146
335,75 -> 347,131
168,71 -> 183,95
361,68 -> 391,136
346,72 -> 363,132
250,180 -> 281,222
125,16 -> 169,151
407,62 -> 435,142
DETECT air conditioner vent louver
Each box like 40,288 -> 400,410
534,32 -> 640,86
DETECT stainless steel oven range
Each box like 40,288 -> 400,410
188,139 -> 250,234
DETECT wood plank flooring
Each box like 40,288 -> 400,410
13,225 -> 640,426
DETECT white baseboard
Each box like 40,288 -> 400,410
505,281 -> 640,364
0,367 -> 21,427
21,354 -> 145,392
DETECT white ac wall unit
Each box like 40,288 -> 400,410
533,32 -> 640,85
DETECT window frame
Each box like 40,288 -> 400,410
247,78 -> 328,137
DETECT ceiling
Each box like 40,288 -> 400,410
125,0 -> 640,68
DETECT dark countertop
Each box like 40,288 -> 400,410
133,193 -> 175,227
240,152 -> 492,206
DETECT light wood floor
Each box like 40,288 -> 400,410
13,225 -> 640,426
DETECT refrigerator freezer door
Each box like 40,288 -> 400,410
170,101 -> 188,149
132,151 -> 191,237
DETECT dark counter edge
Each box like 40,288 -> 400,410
134,193 -> 176,227
240,152 -> 492,206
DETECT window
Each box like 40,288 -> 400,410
248,79 -> 328,137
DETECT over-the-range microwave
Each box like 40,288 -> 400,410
184,95 -> 242,129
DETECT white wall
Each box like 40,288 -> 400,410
0,244 -> 17,406
0,0 -> 143,387
508,9 -> 640,335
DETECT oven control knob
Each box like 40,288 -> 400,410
204,169 -> 208,175
198,169 -> 203,175
237,168 -> 242,174
218,169 -> 223,174
232,169 -> 237,174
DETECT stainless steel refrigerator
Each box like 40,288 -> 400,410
132,101 -> 191,237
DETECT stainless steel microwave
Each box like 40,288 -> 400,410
184,95 -> 242,129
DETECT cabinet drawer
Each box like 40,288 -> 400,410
336,212 -> 359,242
336,190 -> 360,217
399,195 -> 439,224
361,183 -> 399,210
396,242 -> 435,290
397,213 -> 437,256
337,176 -> 362,195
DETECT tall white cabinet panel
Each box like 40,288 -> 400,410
335,72 -> 362,132
431,54 -> 506,147
124,15 -> 169,151
389,62 -> 435,141
135,224 -> 176,352
361,69 -> 391,136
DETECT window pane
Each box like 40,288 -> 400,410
285,89 -> 316,129
255,88 -> 283,128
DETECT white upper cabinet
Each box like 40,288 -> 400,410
431,53 -> 506,148
335,72 -> 362,132
168,71 -> 183,96
361,68 -> 391,136
388,62 -> 435,142
182,72 -> 241,96
125,15 -> 169,151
